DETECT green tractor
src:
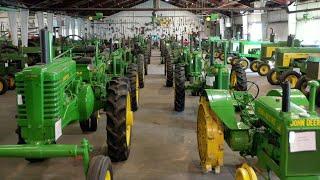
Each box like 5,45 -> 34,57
197,73 -> 320,179
251,34 -> 301,76
296,56 -> 320,106
132,35 -> 151,76
0,29 -> 135,179
164,38 -> 183,87
174,37 -> 247,112
267,47 -> 320,88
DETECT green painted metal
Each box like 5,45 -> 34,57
205,80 -> 320,179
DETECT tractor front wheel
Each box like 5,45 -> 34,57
174,64 -> 185,112
249,60 -> 259,72
79,111 -> 98,132
257,63 -> 270,76
0,77 -> 8,95
127,64 -> 139,111
137,54 -> 145,88
239,58 -> 249,70
166,55 -> 173,87
87,155 -> 113,180
279,70 -> 301,88
230,63 -> 247,91
106,78 -> 133,162
267,68 -> 280,85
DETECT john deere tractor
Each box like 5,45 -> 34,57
267,47 -> 320,87
174,37 -> 247,112
251,35 -> 301,76
197,74 -> 320,179
0,29 -> 135,179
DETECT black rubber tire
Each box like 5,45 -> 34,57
257,63 -> 271,76
79,111 -> 98,132
296,75 -> 309,97
144,53 -> 148,75
0,77 -> 8,95
87,155 -> 113,180
230,63 -> 247,91
137,54 -> 145,88
127,64 -> 139,111
174,64 -> 185,112
267,68 -> 280,85
250,60 -> 259,72
279,70 -> 301,88
316,89 -> 320,107
239,58 -> 249,70
106,78 -> 131,162
166,55 -> 173,87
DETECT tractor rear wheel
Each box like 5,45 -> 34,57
106,78 -> 133,162
137,54 -> 145,88
296,75 -> 309,97
257,63 -> 270,76
267,68 -> 280,85
166,55 -> 173,87
87,155 -> 113,180
249,60 -> 259,72
0,77 -> 8,95
174,64 -> 185,112
79,111 -> 98,132
279,70 -> 301,88
127,64 -> 139,111
230,63 -> 247,91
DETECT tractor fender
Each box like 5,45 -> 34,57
204,89 -> 245,130
78,84 -> 95,121
266,89 -> 309,106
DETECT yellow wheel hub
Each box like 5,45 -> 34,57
240,60 -> 248,69
126,93 -> 133,146
259,65 -> 269,75
251,62 -> 258,71
235,163 -> 257,180
8,77 -> 14,88
271,71 -> 279,83
230,71 -> 237,87
197,96 -> 224,173
285,75 -> 298,87
105,170 -> 111,180
0,81 -> 3,91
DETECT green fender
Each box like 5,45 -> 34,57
266,89 -> 309,106
204,89 -> 251,151
204,89 -> 249,130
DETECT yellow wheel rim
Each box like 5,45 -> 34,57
286,75 -> 298,87
0,81 -> 3,91
126,93 -> 133,146
136,75 -> 139,104
259,65 -> 269,75
197,97 -> 224,172
8,77 -> 14,88
271,71 -> 279,83
240,60 -> 248,69
251,62 -> 257,71
214,52 -> 219,58
230,71 -> 237,87
105,170 -> 111,180
235,163 -> 257,180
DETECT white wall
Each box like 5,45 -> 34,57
105,0 -> 203,40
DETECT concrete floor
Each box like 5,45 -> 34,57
0,50 -> 280,180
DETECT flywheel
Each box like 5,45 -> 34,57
197,96 -> 224,173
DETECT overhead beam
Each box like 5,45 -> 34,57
29,6 -> 285,12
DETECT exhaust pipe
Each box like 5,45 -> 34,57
40,28 -> 52,64
281,81 -> 290,112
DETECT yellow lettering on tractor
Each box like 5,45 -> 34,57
290,119 -> 320,127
